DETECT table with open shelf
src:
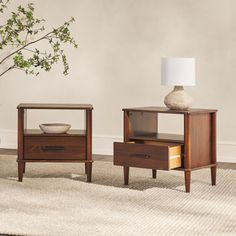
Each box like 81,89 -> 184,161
17,103 -> 93,182
114,106 -> 217,193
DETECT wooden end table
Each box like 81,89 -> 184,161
114,106 -> 217,193
17,103 -> 93,182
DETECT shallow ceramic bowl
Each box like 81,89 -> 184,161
39,123 -> 71,134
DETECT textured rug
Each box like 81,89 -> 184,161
0,155 -> 235,236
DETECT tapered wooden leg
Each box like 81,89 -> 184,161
124,166 -> 129,185
23,163 -> 26,173
86,162 -> 92,182
211,166 -> 216,186
18,162 -> 24,182
152,169 -> 157,179
184,170 -> 191,193
85,163 -> 87,174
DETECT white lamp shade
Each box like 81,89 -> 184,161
161,58 -> 196,86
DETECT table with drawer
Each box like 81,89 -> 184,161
113,106 -> 217,193
17,103 -> 93,182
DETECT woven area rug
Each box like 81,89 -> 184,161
0,155 -> 235,236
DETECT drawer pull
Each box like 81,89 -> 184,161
41,146 -> 65,152
130,153 -> 151,159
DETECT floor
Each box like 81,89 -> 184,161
0,148 -> 236,170
0,150 -> 236,235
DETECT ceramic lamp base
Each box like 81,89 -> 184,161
164,86 -> 192,110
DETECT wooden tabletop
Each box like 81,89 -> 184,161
123,106 -> 217,114
17,103 -> 93,110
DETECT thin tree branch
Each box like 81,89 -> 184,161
0,65 -> 15,77
0,31 -> 53,65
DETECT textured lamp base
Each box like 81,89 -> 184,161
164,86 -> 192,110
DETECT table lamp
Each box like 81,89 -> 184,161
161,57 -> 196,110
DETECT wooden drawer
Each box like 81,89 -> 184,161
114,141 -> 182,170
24,136 -> 86,160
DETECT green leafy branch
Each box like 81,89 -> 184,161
0,1 -> 78,78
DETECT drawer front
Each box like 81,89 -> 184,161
24,136 -> 86,160
114,142 -> 181,170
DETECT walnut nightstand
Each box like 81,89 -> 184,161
114,106 -> 217,193
17,103 -> 93,182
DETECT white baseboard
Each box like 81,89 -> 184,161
92,134 -> 122,155
0,129 -> 17,149
217,142 -> 236,163
0,129 -> 235,163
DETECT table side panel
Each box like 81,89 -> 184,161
17,108 -> 25,162
189,113 -> 212,168
86,109 -> 92,160
211,113 -> 217,165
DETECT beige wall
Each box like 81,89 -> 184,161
0,0 -> 235,159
